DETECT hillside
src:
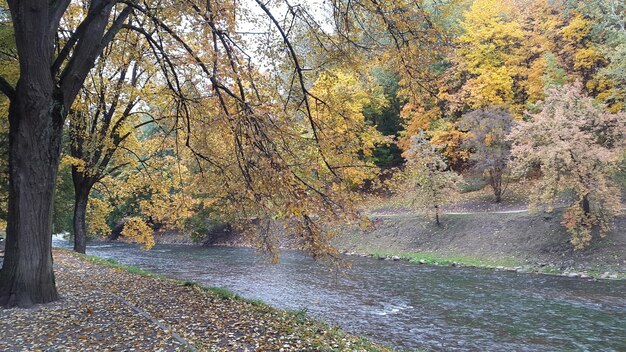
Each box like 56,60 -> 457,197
335,211 -> 625,274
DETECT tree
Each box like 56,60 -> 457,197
454,0 -> 526,112
398,132 -> 461,225
0,0 -> 135,307
363,67 -> 406,168
0,0 -> 438,306
584,0 -> 626,111
66,26 -> 155,254
510,84 -> 626,249
459,106 -> 514,203
0,0 -> 18,231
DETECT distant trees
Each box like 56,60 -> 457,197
510,84 -> 626,248
400,132 -> 461,225
459,107 -> 514,203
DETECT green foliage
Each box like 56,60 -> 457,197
542,52 -> 569,89
363,67 -> 406,168
184,207 -> 221,243
459,174 -> 487,193
53,163 -> 75,235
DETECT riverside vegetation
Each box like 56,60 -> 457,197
0,0 -> 625,350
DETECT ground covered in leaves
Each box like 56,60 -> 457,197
0,250 -> 390,351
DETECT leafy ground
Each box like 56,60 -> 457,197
0,249 -> 390,351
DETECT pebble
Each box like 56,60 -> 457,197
600,272 -> 610,279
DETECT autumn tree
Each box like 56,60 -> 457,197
0,0 -> 307,306
398,132 -> 461,225
454,0 -> 526,112
66,26 -> 158,253
584,0 -> 626,111
459,107 -> 514,203
510,84 -> 626,248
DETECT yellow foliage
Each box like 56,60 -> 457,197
87,197 -> 113,238
455,0 -> 526,108
121,217 -> 155,250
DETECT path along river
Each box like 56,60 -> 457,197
53,238 -> 626,351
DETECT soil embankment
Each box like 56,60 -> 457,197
335,211 -> 625,274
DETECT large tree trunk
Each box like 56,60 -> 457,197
72,181 -> 92,254
0,0 -> 121,308
0,86 -> 64,307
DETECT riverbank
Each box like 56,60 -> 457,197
0,249 -> 390,351
333,211 -> 626,280
140,207 -> 626,280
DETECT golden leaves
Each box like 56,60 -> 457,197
121,217 -> 155,250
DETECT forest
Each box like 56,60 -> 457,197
0,1 -> 624,348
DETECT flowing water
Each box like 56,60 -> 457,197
53,238 -> 626,351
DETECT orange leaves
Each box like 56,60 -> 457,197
510,83 -> 626,248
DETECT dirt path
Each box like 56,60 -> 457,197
368,208 -> 529,218
0,250 -> 388,351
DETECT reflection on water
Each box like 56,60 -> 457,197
53,238 -> 626,351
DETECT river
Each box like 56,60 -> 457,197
52,238 -> 626,351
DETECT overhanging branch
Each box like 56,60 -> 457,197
0,75 -> 15,100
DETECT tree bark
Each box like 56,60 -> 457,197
489,169 -> 503,203
582,194 -> 591,215
0,87 -> 64,307
0,0 -> 125,307
72,182 -> 92,254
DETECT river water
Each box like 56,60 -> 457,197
53,238 -> 626,351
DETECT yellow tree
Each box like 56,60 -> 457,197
454,0 -> 526,112
66,26 -> 159,253
397,131 -> 462,225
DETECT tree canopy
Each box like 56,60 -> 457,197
0,0 -> 624,307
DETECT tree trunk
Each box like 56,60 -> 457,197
435,205 -> 440,226
489,169 -> 503,203
0,87 -> 64,307
72,183 -> 92,254
581,194 -> 591,215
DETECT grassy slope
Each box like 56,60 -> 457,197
333,211 -> 626,277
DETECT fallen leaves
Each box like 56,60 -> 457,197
0,250 -> 389,351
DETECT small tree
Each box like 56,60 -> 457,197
510,84 -> 626,249
459,106 -> 514,203
400,132 -> 462,225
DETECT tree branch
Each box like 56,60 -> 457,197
0,75 -> 15,100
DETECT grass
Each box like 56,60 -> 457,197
370,250 -> 521,268
369,249 -> 626,280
